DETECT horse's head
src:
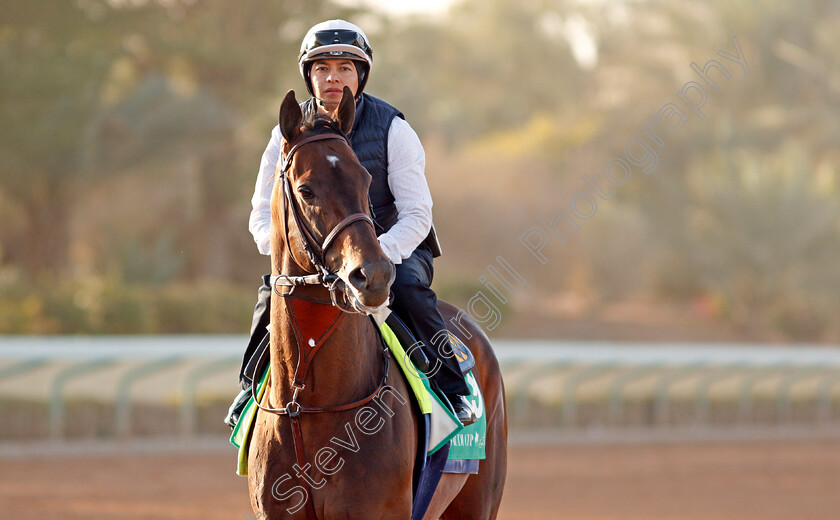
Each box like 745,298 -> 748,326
273,87 -> 395,312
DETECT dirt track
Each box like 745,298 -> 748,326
1,439 -> 839,520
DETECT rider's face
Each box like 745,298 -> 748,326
310,59 -> 359,107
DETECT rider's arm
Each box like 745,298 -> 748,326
378,117 -> 433,265
249,125 -> 283,256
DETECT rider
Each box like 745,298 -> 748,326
225,19 -> 476,428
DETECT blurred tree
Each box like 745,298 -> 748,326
370,0 -> 592,143
0,0 -> 340,279
85,0 -> 353,282
0,1 -> 126,274
3,0 -> 840,338
602,0 -> 840,338
683,144 -> 840,338
91,73 -> 238,281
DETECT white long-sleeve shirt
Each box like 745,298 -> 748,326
249,116 -> 432,265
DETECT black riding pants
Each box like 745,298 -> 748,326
237,248 -> 469,397
389,248 -> 470,396
238,273 -> 272,390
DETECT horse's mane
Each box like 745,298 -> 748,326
301,110 -> 347,139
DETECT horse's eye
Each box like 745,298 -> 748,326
297,185 -> 315,200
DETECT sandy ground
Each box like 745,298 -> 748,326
1,439 -> 839,520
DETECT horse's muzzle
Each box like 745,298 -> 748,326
346,258 -> 395,307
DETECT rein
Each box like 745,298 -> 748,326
257,130 -> 393,520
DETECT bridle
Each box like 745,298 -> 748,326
255,130 -> 395,520
270,132 -> 385,314
259,128 -> 393,413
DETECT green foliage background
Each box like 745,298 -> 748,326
2,0 -> 839,340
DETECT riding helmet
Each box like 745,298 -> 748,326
298,20 -> 374,100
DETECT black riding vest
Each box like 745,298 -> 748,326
303,94 -> 401,234
302,94 -> 441,256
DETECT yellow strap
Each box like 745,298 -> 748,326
379,322 -> 432,414
235,369 -> 270,476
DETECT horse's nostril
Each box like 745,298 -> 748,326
347,260 -> 394,299
348,266 -> 369,290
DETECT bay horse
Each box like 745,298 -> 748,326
247,86 -> 507,519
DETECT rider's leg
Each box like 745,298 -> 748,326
389,248 -> 476,425
239,275 -> 272,390
224,274 -> 272,428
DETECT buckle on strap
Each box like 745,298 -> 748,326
271,273 -> 324,295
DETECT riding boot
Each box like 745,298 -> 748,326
224,387 -> 251,429
448,394 -> 478,426
430,337 -> 477,427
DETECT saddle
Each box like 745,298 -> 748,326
378,312 -> 476,376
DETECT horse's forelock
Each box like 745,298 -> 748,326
301,112 -> 347,139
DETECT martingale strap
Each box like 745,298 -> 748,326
279,318 -> 391,520
252,300 -> 392,520
289,415 -> 319,520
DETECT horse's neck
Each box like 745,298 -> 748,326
268,292 -> 381,407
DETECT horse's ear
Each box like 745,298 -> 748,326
334,86 -> 356,134
279,90 -> 302,143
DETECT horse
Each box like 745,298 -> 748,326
247,86 -> 507,519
